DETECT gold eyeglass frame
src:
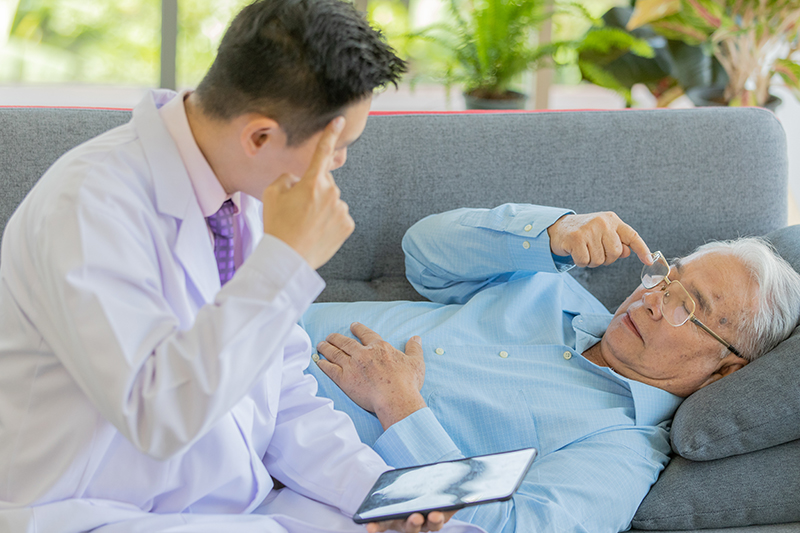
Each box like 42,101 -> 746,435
641,252 -> 742,358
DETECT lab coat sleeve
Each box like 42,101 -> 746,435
374,410 -> 669,533
27,186 -> 323,461
263,347 -> 390,517
402,204 -> 575,304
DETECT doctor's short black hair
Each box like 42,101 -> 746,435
195,0 -> 406,145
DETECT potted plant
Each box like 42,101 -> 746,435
625,0 -> 800,108
404,0 -> 556,109
575,5 -> 729,107
404,0 -> 650,109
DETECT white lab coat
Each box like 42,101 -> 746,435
0,91 -> 484,533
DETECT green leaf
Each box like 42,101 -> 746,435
775,58 -> 800,91
578,58 -> 633,105
579,27 -> 655,58
681,0 -> 723,31
650,18 -> 709,44
629,37 -> 656,58
556,2 -> 600,25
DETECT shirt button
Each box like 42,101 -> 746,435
563,351 -> 572,360
311,353 -> 320,363
435,348 -> 445,355
524,224 -> 533,232
522,241 -> 531,249
499,351 -> 509,358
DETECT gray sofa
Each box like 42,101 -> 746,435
1,105 -> 799,532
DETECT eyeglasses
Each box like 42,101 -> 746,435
641,252 -> 741,358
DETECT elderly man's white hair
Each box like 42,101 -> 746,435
684,237 -> 800,361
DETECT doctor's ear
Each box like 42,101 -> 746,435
240,116 -> 283,156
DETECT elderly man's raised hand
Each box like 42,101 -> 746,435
547,211 -> 652,268
261,117 -> 355,270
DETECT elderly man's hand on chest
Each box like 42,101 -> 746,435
315,322 -> 427,430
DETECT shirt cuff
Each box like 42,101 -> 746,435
504,205 -> 575,273
373,407 -> 463,468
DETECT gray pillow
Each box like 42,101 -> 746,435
670,224 -> 800,460
670,324 -> 800,460
632,440 -> 800,530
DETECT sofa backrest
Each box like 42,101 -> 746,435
321,108 -> 787,309
0,107 -> 131,240
0,106 -> 787,310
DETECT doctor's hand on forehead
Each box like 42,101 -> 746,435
368,509 -> 457,533
262,116 -> 355,270
547,211 -> 652,268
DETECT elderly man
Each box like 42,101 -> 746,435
300,204 -> 800,533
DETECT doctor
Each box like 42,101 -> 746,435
0,1 -> 476,533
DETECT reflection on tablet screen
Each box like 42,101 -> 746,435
356,448 -> 535,521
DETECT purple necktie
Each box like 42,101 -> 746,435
206,199 -> 236,286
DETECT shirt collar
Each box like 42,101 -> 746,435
159,89 -> 240,217
573,313 -> 611,354
573,313 -> 684,425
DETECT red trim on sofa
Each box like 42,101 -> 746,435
0,105 -> 629,114
0,105 -> 134,111
368,109 -> 615,115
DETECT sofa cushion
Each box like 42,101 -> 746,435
670,224 -> 800,460
632,440 -> 800,530
632,225 -> 800,530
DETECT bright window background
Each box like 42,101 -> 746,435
1,0 -> 161,84
175,0 -> 249,87
0,0 -> 249,87
0,0 -> 622,87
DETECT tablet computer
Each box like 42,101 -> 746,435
353,447 -> 537,524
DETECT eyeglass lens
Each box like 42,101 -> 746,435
641,252 -> 695,327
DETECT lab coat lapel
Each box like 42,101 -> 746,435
239,194 -> 264,257
132,90 -> 219,304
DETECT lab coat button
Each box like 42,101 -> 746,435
499,351 -> 509,358
563,351 -> 573,360
522,241 -> 531,249
435,348 -> 445,355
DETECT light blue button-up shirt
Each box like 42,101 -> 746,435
301,204 -> 683,533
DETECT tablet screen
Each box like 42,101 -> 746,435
354,448 -> 537,523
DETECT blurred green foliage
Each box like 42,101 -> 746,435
174,0 -> 250,86
2,0 -> 161,83
1,0 -> 631,90
551,0 -> 630,84
0,0 -> 248,86
365,0 -> 631,91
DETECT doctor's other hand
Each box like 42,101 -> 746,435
316,322 -> 427,431
368,510 -> 457,533
547,211 -> 652,268
261,116 -> 355,270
